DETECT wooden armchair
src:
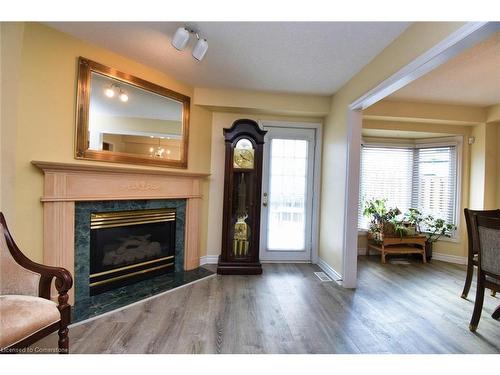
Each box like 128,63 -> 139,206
469,214 -> 500,331
462,208 -> 500,299
0,213 -> 73,353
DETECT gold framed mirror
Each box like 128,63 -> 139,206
75,57 -> 190,168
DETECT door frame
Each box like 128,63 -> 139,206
342,22 -> 498,288
259,120 -> 323,263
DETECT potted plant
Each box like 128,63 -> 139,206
403,208 -> 457,260
404,208 -> 423,235
363,198 -> 402,243
422,215 -> 457,260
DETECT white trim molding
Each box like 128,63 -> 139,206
317,258 -> 342,285
260,120 -> 323,264
200,255 -> 219,265
432,252 -> 467,265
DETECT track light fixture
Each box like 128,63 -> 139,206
172,27 -> 190,51
171,26 -> 209,61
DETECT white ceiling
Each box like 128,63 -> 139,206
46,22 -> 410,95
389,31 -> 500,107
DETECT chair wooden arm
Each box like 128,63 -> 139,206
1,212 -> 73,353
0,213 -> 73,302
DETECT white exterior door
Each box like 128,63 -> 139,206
260,126 -> 316,262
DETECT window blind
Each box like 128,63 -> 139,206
358,146 -> 413,229
412,145 -> 457,230
358,143 -> 458,231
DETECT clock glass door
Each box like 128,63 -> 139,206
260,126 -> 316,261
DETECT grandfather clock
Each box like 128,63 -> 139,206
217,119 -> 267,275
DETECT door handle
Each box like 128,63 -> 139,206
262,192 -> 268,207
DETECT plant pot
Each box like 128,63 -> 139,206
425,241 -> 433,261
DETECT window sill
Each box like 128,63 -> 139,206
432,235 -> 460,244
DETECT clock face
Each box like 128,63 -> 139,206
234,149 -> 254,169
233,138 -> 254,169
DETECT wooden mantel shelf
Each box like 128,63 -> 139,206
33,160 -> 208,303
32,160 -> 210,178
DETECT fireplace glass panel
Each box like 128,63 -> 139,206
89,208 -> 176,295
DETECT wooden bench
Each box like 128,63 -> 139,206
367,234 -> 427,264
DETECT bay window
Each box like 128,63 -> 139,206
358,138 -> 460,234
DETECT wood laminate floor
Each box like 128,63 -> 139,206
34,256 -> 500,353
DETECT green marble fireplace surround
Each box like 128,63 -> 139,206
73,199 -> 213,322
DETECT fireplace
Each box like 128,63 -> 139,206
89,208 -> 176,295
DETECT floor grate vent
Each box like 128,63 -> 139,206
314,272 -> 333,282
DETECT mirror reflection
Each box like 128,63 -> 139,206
88,72 -> 184,161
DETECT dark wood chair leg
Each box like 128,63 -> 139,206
58,323 -> 69,354
461,259 -> 474,299
57,295 -> 71,354
469,274 -> 485,332
492,305 -> 500,320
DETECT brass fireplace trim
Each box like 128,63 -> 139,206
90,208 -> 176,229
89,262 -> 174,287
89,255 -> 174,278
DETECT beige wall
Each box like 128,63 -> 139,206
483,122 -> 497,209
364,100 -> 485,125
320,22 -> 467,274
194,87 -> 331,117
486,103 -> 500,123
1,22 -> 212,262
469,124 -> 486,209
0,23 -> 2,212
497,122 -> 500,208
469,103 -> 500,210
485,104 -> 500,208
1,23 -> 24,222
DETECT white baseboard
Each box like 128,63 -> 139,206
316,257 -> 342,284
200,255 -> 219,265
432,252 -> 467,265
261,260 -> 311,263
358,247 -> 367,255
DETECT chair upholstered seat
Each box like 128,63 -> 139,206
0,295 -> 60,348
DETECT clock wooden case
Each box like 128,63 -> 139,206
217,119 -> 267,275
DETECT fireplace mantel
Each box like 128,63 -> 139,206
32,160 -> 210,303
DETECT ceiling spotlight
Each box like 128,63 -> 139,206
192,38 -> 208,61
172,27 -> 190,51
119,90 -> 129,102
104,85 -> 115,98
171,26 -> 208,61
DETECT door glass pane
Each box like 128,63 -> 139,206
267,139 -> 308,250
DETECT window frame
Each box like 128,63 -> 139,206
358,136 -> 463,241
